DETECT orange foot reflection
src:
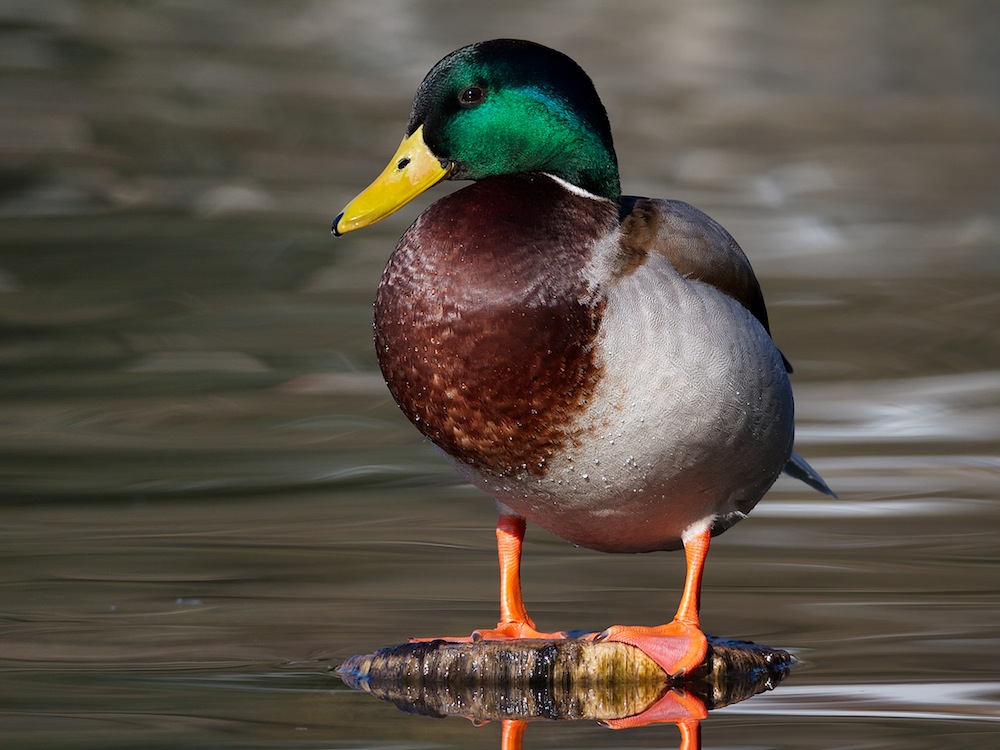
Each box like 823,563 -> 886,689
601,686 -> 707,730
495,690 -> 706,750
500,719 -> 527,750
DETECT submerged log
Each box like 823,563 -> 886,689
337,635 -> 794,723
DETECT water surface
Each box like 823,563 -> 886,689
2,2 -> 999,748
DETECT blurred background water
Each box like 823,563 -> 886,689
1,1 -> 999,748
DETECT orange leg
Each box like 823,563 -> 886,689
473,514 -> 565,639
494,515 -> 536,631
596,527 -> 711,677
411,514 -> 566,642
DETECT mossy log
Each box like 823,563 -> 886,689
338,635 -> 793,722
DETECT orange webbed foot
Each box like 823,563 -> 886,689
471,619 -> 567,641
409,619 -> 567,643
594,619 -> 708,678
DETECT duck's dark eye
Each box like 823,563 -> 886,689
459,86 -> 485,107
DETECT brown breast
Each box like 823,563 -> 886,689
374,174 -> 618,478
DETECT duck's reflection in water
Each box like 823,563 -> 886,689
338,635 -> 792,750
500,703 -> 702,750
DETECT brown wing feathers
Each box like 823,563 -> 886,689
618,197 -> 793,372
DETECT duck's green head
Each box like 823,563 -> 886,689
333,39 -> 620,235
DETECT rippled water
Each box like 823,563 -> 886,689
2,2 -> 999,748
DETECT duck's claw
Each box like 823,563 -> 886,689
593,619 -> 708,678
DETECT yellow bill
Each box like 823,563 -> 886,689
332,125 -> 453,236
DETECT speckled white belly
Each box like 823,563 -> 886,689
451,253 -> 795,553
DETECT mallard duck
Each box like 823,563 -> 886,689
333,38 -> 833,676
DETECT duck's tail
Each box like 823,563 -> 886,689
784,451 -> 837,498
